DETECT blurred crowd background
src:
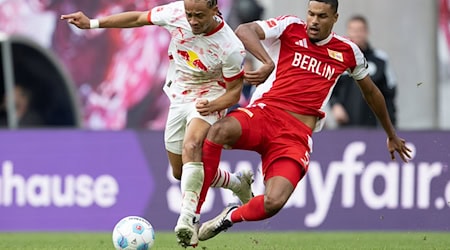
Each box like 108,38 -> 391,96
0,0 -> 448,130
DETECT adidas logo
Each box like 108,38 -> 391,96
295,38 -> 308,48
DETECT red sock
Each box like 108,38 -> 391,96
196,139 -> 223,213
230,195 -> 271,222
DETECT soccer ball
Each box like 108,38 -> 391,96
112,216 -> 155,250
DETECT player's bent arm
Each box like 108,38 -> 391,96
357,75 -> 396,138
209,77 -> 244,112
235,23 -> 274,68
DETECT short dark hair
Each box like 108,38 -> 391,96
206,0 -> 218,8
205,0 -> 222,16
309,0 -> 338,13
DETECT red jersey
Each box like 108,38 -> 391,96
250,15 -> 369,120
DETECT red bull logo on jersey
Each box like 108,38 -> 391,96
177,49 -> 208,71
291,52 -> 336,80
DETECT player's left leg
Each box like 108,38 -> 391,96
175,118 -> 210,247
175,114 -> 252,247
167,151 -> 183,180
198,157 -> 304,241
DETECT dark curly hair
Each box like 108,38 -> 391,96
206,0 -> 218,8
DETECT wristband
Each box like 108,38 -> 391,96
89,19 -> 100,29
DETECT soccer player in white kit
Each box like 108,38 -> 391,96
61,0 -> 254,247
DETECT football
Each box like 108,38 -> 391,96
112,216 -> 155,250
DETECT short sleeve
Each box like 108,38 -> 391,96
148,1 -> 184,26
222,48 -> 246,82
349,44 -> 369,81
255,16 -> 304,43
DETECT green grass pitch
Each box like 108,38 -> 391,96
0,231 -> 448,249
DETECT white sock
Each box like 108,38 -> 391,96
210,168 -> 240,192
180,162 -> 204,216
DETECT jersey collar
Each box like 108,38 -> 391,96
204,16 -> 224,36
314,32 -> 334,46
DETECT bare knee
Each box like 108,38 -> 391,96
183,141 -> 202,152
264,195 -> 287,216
182,139 -> 203,160
167,151 -> 183,180
207,118 -> 240,145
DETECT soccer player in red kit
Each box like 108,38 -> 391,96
197,0 -> 412,241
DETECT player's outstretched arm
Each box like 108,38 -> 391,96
357,75 -> 412,162
60,11 -> 150,29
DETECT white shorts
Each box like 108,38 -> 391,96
164,101 -> 226,155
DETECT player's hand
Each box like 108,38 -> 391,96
60,11 -> 91,29
244,62 -> 274,85
386,136 -> 412,163
196,99 -> 212,116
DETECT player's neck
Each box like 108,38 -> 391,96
204,16 -> 223,36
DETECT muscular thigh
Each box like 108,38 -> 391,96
228,107 -> 266,151
263,158 -> 304,209
261,107 -> 313,176
265,157 -> 304,189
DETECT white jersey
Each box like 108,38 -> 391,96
148,1 -> 246,104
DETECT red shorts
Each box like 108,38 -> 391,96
228,105 -> 313,185
265,157 -> 305,187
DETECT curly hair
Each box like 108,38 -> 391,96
206,0 -> 218,8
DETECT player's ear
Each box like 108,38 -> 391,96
212,5 -> 219,16
334,13 -> 339,24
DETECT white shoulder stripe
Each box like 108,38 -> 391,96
332,34 -> 368,80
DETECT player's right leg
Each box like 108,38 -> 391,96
199,157 -> 303,241
165,103 -> 200,247
167,150 -> 202,247
197,115 -> 247,212
175,117 -> 211,247
203,107 -> 265,205
198,107 -> 264,211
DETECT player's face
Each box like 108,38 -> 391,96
346,20 -> 369,50
184,0 -> 219,35
306,1 -> 338,42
